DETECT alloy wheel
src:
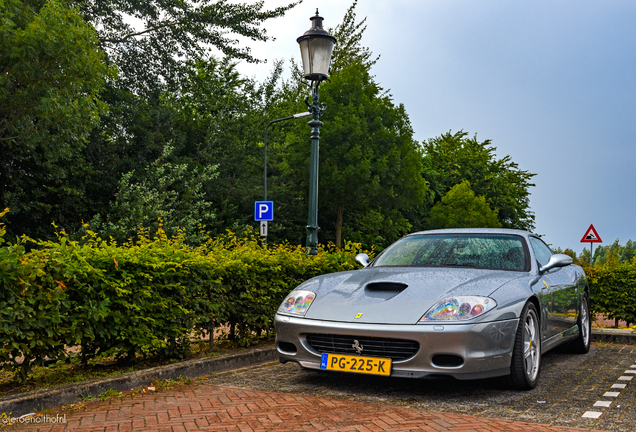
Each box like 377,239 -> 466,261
581,297 -> 589,346
523,309 -> 540,381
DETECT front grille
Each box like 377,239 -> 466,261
305,334 -> 419,361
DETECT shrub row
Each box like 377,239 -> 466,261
585,260 -> 636,327
3,207 -> 633,383
0,213 -> 370,382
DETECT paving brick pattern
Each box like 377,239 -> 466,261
9,344 -> 633,431
12,384 -> 608,432
204,344 -> 636,431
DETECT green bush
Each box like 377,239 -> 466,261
0,209 -> 71,383
0,212 -> 371,382
203,234 -> 368,343
585,259 -> 636,327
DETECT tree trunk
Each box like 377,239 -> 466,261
335,206 -> 344,248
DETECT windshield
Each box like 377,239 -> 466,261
372,234 -> 528,271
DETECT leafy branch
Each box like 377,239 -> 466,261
99,19 -> 182,44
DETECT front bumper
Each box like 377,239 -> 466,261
275,314 -> 518,380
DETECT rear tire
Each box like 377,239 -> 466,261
568,293 -> 591,354
506,302 -> 541,390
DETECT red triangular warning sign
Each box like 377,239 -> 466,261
580,224 -> 602,243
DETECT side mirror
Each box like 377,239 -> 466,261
539,253 -> 573,273
355,253 -> 369,268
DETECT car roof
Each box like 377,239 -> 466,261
408,228 -> 533,237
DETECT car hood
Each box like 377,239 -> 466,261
301,267 -> 526,325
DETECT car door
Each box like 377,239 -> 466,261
529,237 -> 578,338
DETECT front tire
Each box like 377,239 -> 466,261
507,302 -> 541,390
568,293 -> 591,354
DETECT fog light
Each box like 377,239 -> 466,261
432,354 -> 464,368
278,342 -> 298,354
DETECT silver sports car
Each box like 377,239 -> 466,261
275,228 -> 590,390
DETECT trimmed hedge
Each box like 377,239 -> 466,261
5,206 -> 633,383
0,213 -> 371,382
585,260 -> 636,327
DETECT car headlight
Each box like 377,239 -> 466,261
420,296 -> 497,321
278,290 -> 316,316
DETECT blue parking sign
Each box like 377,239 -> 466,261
254,201 -> 274,221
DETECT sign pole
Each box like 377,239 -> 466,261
254,201 -> 274,247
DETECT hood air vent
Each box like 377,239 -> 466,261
365,282 -> 408,292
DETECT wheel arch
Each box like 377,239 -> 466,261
527,295 -> 541,323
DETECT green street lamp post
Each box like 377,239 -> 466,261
297,9 -> 336,255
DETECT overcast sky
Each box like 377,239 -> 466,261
234,0 -> 635,253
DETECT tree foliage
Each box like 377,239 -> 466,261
0,0 -> 112,239
75,0 -> 298,93
0,0 -> 301,241
591,239 -> 636,266
0,0 -> 110,144
90,144 -> 218,244
426,180 -> 502,229
0,0 -> 539,254
163,58 -> 304,236
421,130 -> 536,231
329,0 -> 378,73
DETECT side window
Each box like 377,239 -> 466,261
529,237 -> 553,267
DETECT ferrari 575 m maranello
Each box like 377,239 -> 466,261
275,229 -> 590,389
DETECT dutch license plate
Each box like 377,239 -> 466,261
320,353 -> 391,376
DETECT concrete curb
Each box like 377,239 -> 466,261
0,346 -> 277,417
591,327 -> 636,344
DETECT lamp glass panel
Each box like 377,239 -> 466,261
299,37 -> 334,78
299,39 -> 312,77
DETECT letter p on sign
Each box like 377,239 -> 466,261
258,204 -> 268,218
254,201 -> 273,221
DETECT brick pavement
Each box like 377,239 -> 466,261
11,383 -> 609,432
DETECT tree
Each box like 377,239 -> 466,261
421,130 -> 536,231
90,144 -> 217,244
0,0 -> 112,239
579,248 -> 592,266
74,0 -> 302,240
1,0 -> 300,241
278,3 -> 428,249
329,0 -> 378,74
75,0 -> 299,94
78,84 -> 178,231
0,0 -> 110,145
162,58 -> 304,237
426,180 -> 502,229
590,239 -> 636,266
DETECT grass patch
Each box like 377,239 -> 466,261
0,337 -> 274,399
98,389 -> 122,401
